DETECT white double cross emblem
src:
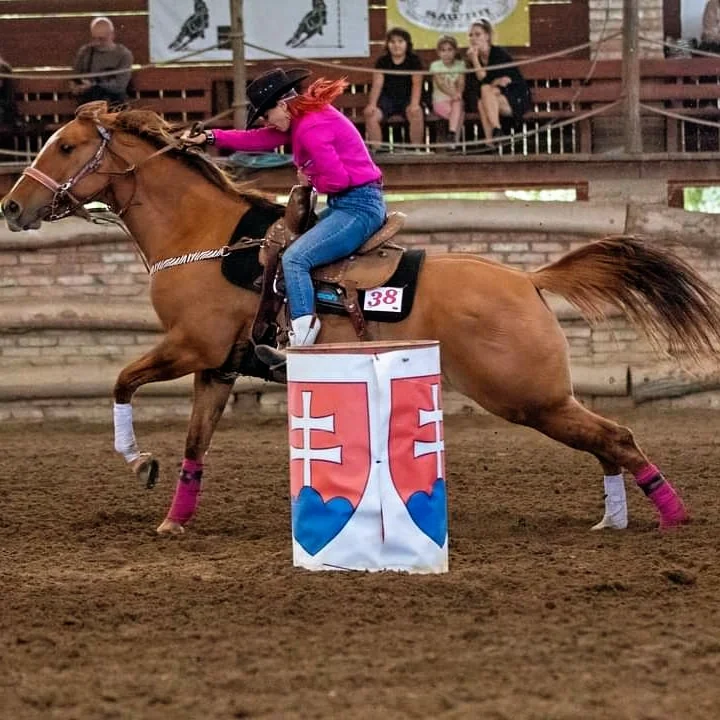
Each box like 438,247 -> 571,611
290,391 -> 342,487
413,384 -> 445,479
291,384 -> 444,487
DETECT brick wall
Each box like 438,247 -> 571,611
0,328 -> 158,368
2,226 -> 719,421
0,242 -> 148,301
5,231 -> 718,369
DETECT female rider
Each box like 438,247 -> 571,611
182,67 -> 386,369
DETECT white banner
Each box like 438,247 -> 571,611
149,0 -> 370,64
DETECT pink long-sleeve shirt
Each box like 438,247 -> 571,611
213,105 -> 382,195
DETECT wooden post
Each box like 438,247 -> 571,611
622,0 -> 642,153
230,0 -> 246,129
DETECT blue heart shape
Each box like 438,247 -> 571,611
292,486 -> 355,556
406,478 -> 448,547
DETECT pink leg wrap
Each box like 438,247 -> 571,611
634,463 -> 689,529
181,458 -> 203,474
166,458 -> 204,524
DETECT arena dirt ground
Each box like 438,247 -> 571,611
1,409 -> 719,720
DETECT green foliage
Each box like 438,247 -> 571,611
684,186 -> 720,213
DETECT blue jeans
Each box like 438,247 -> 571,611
282,182 -> 386,319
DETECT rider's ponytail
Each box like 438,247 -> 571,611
287,78 -> 349,118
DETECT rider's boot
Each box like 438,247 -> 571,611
256,315 -> 321,380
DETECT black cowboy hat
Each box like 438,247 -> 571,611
245,67 -> 311,129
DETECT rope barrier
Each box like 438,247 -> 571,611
366,99 -> 623,152
240,33 -> 622,77
0,99 -> 623,163
0,31 -> 624,83
7,98 -> 713,161
640,104 -> 720,130
0,42 -> 226,82
638,35 -> 720,60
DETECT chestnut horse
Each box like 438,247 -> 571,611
3,103 -> 720,535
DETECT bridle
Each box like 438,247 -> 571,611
19,117 -> 238,276
21,123 -> 174,222
22,125 -> 116,221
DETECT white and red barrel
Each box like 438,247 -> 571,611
286,340 -> 448,573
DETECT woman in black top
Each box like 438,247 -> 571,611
363,27 -> 425,150
464,19 -> 531,146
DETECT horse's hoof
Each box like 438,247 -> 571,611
591,513 -> 628,531
131,453 -> 159,489
156,518 -> 185,535
659,511 -> 691,530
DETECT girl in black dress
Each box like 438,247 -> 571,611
363,27 -> 425,149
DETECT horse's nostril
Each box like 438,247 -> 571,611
3,199 -> 20,218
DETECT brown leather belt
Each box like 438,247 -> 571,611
328,179 -> 383,200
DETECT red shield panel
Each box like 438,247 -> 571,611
388,375 -> 445,502
287,382 -> 371,508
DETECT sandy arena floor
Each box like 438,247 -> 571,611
1,409 -> 719,719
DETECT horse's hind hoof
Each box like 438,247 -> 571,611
131,453 -> 159,489
660,511 -> 691,531
156,518 -> 185,535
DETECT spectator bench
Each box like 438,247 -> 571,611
330,57 -> 720,154
1,67 -> 215,159
3,58 -> 719,161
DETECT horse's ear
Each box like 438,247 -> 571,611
75,100 -> 110,121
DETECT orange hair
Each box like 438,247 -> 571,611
288,78 -> 348,118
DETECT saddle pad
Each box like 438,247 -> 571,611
231,202 -> 285,243
220,204 -> 280,290
221,242 -> 263,290
359,248 -> 425,323
316,249 -> 425,324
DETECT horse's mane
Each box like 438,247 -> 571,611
75,102 -> 283,214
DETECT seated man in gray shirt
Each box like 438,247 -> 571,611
70,16 -> 133,107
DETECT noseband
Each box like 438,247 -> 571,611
21,122 -> 178,221
22,125 -> 114,221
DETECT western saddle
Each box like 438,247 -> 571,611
251,184 -> 407,345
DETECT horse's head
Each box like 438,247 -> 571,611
2,101 -> 118,231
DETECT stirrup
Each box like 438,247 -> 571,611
255,344 -> 287,370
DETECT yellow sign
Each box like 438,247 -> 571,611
386,0 -> 530,49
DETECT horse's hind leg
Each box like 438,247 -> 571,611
529,397 -> 689,529
156,370 -> 234,536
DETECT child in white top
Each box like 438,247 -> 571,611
429,35 -> 465,148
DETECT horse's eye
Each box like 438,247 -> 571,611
59,143 -> 74,154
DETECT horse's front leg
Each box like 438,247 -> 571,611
113,335 -> 202,490
156,369 -> 235,536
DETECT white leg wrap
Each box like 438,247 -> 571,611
113,402 -> 141,463
591,473 -> 628,530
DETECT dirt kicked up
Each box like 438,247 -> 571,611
1,409 -> 719,720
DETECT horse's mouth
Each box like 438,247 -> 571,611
5,216 -> 43,232
4,206 -> 48,232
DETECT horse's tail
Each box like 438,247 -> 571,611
530,235 -> 720,360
